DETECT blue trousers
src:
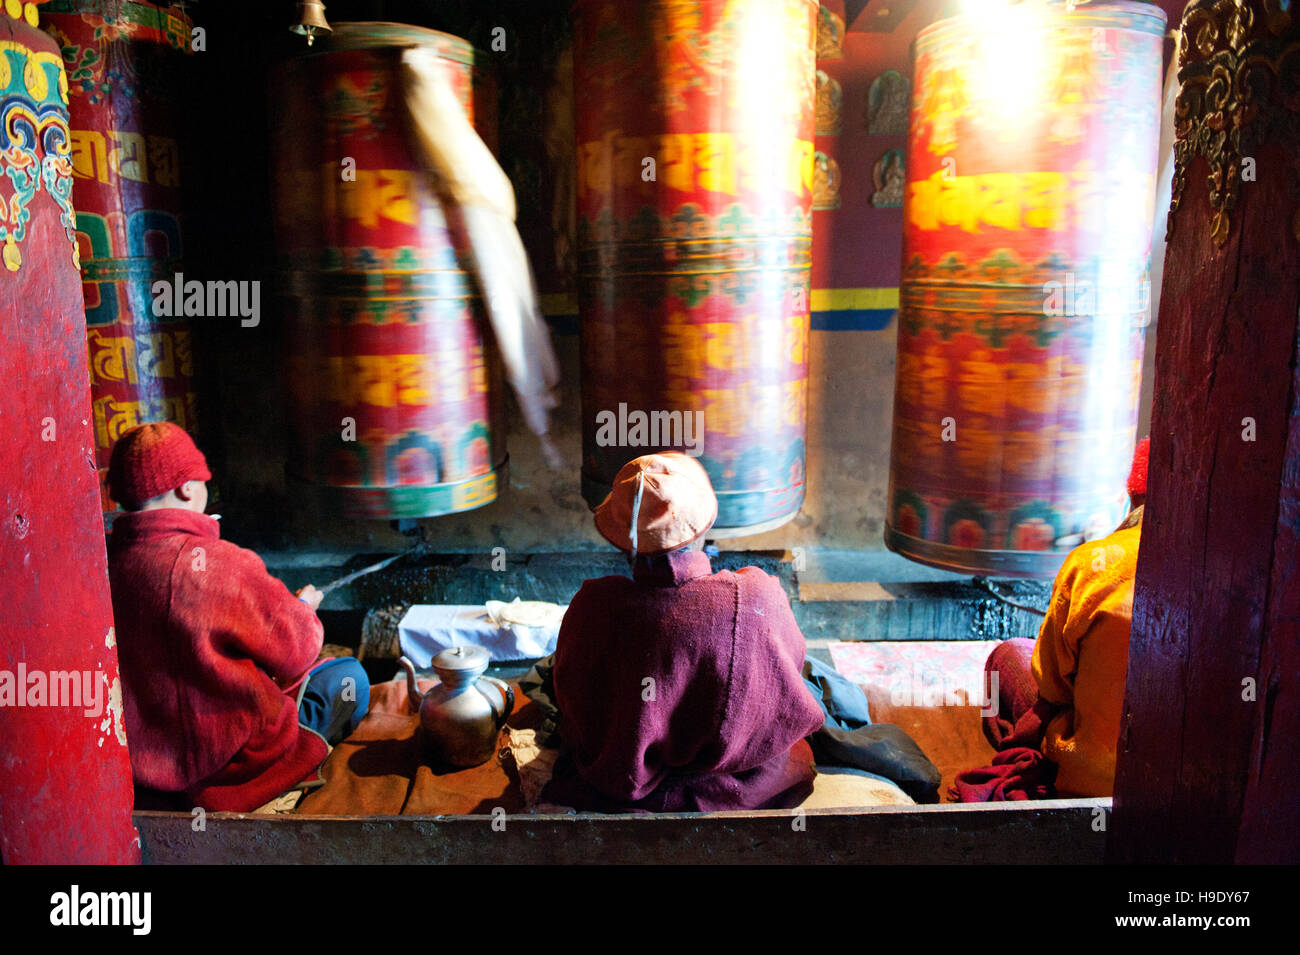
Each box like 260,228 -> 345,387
298,657 -> 371,744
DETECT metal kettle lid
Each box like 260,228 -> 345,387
432,644 -> 489,673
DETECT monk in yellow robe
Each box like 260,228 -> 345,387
954,437 -> 1149,800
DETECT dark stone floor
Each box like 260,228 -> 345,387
268,548 -> 1052,681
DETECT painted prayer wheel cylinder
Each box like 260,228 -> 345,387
41,0 -> 196,515
271,23 -> 505,519
573,0 -> 816,536
885,1 -> 1165,577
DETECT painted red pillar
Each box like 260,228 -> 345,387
0,6 -> 140,864
1109,0 -> 1300,863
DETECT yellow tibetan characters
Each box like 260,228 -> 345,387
886,0 -> 1165,577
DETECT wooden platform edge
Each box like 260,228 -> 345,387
134,799 -> 1111,865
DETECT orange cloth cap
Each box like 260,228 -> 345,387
593,452 -> 718,556
107,421 -> 211,508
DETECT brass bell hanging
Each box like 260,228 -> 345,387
290,0 -> 332,46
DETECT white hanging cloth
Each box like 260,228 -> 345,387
400,47 -> 562,465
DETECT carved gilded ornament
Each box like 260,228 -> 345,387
1169,0 -> 1299,246
0,40 -> 78,272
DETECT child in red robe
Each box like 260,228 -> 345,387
106,422 -> 369,812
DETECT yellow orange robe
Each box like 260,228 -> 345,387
1032,508 -> 1143,796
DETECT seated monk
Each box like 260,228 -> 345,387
542,452 -> 828,812
955,437 -> 1150,800
105,422 -> 370,812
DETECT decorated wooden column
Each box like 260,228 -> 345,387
1110,0 -> 1300,863
0,2 -> 140,864
41,0 -> 197,518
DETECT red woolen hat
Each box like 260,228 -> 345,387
1127,436 -> 1150,497
594,452 -> 718,557
107,422 -> 211,508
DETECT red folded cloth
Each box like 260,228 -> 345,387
950,746 -> 1056,802
981,638 -> 1040,748
951,637 -> 1060,802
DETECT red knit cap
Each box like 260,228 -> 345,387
108,422 -> 211,508
1127,436 -> 1150,498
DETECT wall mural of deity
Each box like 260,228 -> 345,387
867,69 -> 910,135
812,150 -> 841,209
816,3 -> 844,60
815,68 -> 842,134
870,148 -> 904,207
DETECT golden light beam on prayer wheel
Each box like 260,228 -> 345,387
885,0 -> 1166,576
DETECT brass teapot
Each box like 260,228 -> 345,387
399,646 -> 514,767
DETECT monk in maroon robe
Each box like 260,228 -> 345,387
544,453 -> 825,812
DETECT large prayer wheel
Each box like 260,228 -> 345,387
573,0 -> 816,536
42,0 -> 195,515
272,23 -> 505,519
885,1 -> 1165,576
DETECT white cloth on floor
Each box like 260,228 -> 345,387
799,766 -> 916,809
398,602 -> 565,666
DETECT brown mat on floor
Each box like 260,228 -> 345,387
297,679 -> 536,816
869,701 -> 995,802
296,678 -> 994,814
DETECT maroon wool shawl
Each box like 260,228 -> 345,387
951,637 -> 1058,802
546,550 -> 825,812
107,509 -> 327,811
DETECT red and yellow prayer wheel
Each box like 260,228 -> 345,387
573,0 -> 816,535
886,1 -> 1165,576
41,0 -> 195,515
271,23 -> 505,519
